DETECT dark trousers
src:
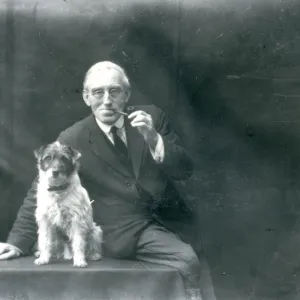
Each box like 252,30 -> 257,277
135,222 -> 202,299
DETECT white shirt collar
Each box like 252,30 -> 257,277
95,115 -> 124,133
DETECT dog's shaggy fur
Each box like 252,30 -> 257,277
34,141 -> 102,267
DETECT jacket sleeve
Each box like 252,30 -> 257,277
154,107 -> 194,180
6,178 -> 38,255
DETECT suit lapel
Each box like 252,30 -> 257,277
125,118 -> 145,179
86,115 -> 132,177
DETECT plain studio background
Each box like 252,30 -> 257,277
2,0 -> 300,299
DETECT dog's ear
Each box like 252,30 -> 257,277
73,149 -> 81,162
34,145 -> 46,159
68,146 -> 81,163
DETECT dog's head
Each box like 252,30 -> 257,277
34,141 -> 81,191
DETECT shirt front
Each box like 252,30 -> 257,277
95,116 -> 164,163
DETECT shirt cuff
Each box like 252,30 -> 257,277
15,246 -> 23,255
149,134 -> 165,163
6,238 -> 25,255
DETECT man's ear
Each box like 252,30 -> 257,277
125,87 -> 131,103
34,145 -> 46,159
82,89 -> 91,106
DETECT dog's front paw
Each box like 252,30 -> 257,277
88,253 -> 102,261
34,256 -> 50,265
73,258 -> 88,268
34,250 -> 40,258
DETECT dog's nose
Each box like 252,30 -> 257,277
52,170 -> 59,178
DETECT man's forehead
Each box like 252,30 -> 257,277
86,68 -> 123,89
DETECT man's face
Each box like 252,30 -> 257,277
83,69 -> 129,125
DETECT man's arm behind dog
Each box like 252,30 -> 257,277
0,179 -> 38,259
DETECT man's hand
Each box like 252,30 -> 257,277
0,243 -> 21,260
128,110 -> 159,149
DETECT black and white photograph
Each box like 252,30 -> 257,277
1,0 -> 300,299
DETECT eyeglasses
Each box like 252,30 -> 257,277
91,87 -> 123,99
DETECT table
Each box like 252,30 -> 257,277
0,257 -> 186,300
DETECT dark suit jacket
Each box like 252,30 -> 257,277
7,105 -> 193,258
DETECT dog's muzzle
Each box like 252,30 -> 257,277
47,183 -> 69,192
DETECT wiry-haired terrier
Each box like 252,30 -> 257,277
34,141 -> 102,268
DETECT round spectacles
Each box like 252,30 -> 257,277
91,87 -> 123,99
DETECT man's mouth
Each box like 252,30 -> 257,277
98,109 -> 115,115
98,108 -> 127,116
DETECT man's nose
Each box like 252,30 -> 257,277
103,91 -> 112,105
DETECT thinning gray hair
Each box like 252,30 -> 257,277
83,61 -> 131,93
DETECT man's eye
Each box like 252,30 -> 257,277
110,88 -> 121,96
94,90 -> 104,96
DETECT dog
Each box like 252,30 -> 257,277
34,141 -> 102,267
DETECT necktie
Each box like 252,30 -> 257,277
110,126 -> 128,157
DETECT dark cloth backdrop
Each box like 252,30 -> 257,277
2,1 -> 300,299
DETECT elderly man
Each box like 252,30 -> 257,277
0,61 -> 202,300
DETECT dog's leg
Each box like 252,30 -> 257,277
34,220 -> 52,265
63,242 -> 73,260
87,225 -> 102,261
52,228 -> 64,259
71,226 -> 88,268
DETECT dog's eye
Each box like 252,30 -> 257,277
42,155 -> 52,163
61,155 -> 72,165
